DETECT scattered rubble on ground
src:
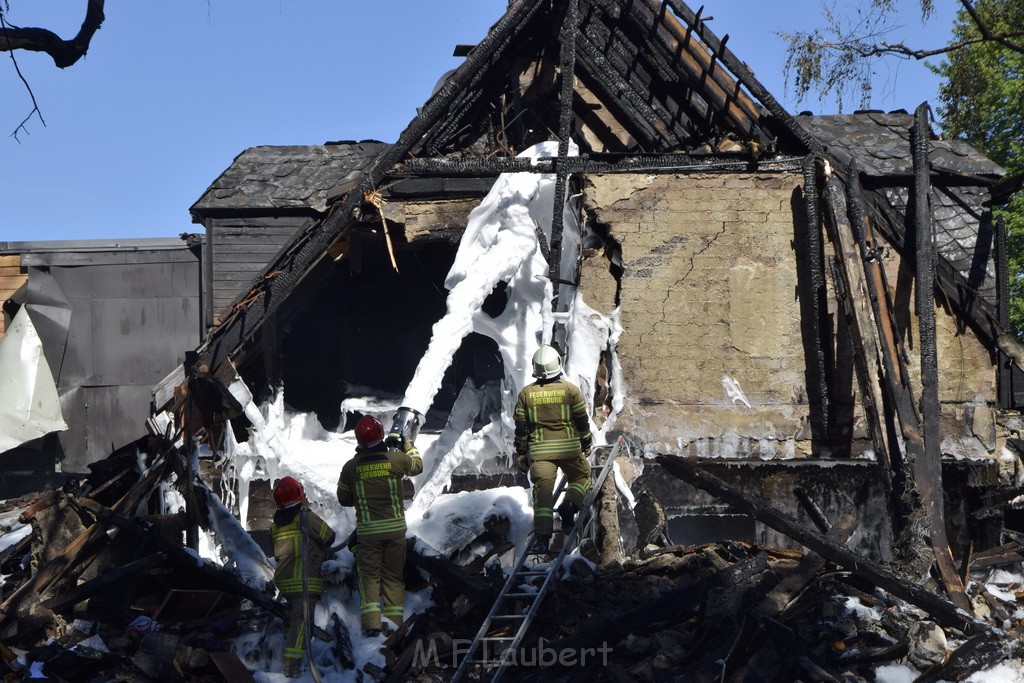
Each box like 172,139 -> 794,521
0,439 -> 1022,682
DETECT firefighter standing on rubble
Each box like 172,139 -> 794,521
337,415 -> 422,637
514,344 -> 592,552
270,476 -> 336,678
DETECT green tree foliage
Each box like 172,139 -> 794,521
932,0 -> 1024,337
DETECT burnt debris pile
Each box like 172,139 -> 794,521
0,440 -> 290,682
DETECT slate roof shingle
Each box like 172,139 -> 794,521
190,142 -> 388,218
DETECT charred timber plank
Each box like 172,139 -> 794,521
574,36 -> 671,150
394,154 -> 804,178
914,634 -> 1010,683
912,104 -> 972,614
654,454 -> 996,637
847,162 -> 922,536
41,553 -> 165,612
823,172 -> 896,491
0,457 -> 169,626
578,6 -> 697,138
971,542 -> 1024,568
754,513 -> 857,618
78,498 -> 286,620
592,0 -> 770,145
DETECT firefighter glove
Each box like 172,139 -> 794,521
515,455 -> 529,473
581,435 -> 593,456
386,431 -> 403,449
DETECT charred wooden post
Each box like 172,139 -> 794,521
800,155 -> 830,439
549,0 -> 579,319
655,454 -> 995,636
996,215 -> 1012,407
911,103 -> 972,613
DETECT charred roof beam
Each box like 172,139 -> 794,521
578,7 -> 698,147
654,0 -> 821,153
587,0 -> 718,144
393,154 -> 802,177
588,0 -> 768,147
575,36 -> 679,151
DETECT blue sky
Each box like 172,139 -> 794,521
1,0 -> 957,243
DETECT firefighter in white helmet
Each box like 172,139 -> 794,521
513,344 -> 592,552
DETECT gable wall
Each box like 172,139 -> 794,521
581,172 -> 999,462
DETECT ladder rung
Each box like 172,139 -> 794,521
490,614 -> 527,619
515,570 -> 548,576
483,637 -> 517,641
504,592 -> 538,598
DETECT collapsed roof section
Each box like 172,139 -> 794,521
190,0 -> 1008,392
190,0 -> 820,374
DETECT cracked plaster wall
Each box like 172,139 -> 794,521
581,172 -> 1000,463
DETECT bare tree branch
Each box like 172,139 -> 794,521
0,11 -> 45,142
0,0 -> 105,69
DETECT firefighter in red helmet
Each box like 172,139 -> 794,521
270,476 -> 336,677
337,415 -> 422,636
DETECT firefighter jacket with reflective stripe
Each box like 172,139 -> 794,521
514,377 -> 592,461
271,505 -> 336,596
337,442 -> 423,540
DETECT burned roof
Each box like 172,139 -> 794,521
794,112 -> 1004,179
190,142 -> 387,219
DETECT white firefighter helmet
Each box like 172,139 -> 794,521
532,345 -> 563,380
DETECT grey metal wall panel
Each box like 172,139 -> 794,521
57,296 -> 199,387
58,385 -> 155,473
50,261 -> 199,300
21,249 -> 199,268
9,246 -> 202,474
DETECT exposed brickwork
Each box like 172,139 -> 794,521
581,173 -> 997,460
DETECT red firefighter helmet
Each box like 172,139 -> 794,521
355,415 -> 385,447
273,476 -> 305,508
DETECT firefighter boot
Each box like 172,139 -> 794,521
282,658 -> 302,678
557,500 -> 579,531
531,534 -> 551,554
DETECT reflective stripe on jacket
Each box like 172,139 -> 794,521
271,506 -> 336,596
514,378 -> 592,461
337,442 -> 423,540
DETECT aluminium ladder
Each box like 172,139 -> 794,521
451,436 -> 627,683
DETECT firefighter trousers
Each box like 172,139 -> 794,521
354,536 -> 406,631
282,592 -> 319,670
529,454 -> 591,536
